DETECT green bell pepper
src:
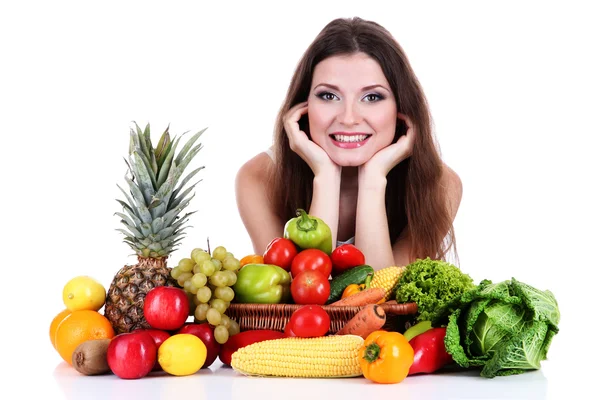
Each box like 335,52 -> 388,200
232,264 -> 291,304
283,209 -> 333,254
403,320 -> 433,342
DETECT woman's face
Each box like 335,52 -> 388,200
307,52 -> 398,167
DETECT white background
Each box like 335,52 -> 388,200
1,0 -> 598,398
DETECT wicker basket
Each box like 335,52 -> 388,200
227,301 -> 418,335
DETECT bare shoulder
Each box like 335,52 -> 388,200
235,150 -> 283,253
236,151 -> 274,186
441,163 -> 463,218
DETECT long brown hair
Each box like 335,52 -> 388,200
270,17 -> 457,262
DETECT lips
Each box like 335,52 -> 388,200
329,133 -> 372,149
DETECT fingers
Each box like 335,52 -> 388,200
285,102 -> 308,128
397,112 -> 416,145
284,102 -> 309,151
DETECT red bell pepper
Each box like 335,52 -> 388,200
218,329 -> 286,366
330,244 -> 365,276
408,327 -> 454,375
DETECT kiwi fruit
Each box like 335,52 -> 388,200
72,339 -> 112,375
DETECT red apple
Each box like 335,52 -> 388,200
177,323 -> 220,368
143,286 -> 189,330
107,331 -> 157,379
140,329 -> 170,371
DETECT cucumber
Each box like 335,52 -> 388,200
326,265 -> 374,304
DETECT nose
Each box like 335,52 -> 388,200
337,102 -> 361,126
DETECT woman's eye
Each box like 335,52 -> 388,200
364,93 -> 383,102
316,92 -> 338,101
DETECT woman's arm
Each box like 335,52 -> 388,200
235,153 -> 286,255
355,164 -> 463,270
307,171 -> 342,254
354,172 -> 394,270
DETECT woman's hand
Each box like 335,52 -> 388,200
361,113 -> 416,179
284,102 -> 341,177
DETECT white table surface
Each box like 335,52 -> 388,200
47,358 -> 555,400
28,317 -> 589,400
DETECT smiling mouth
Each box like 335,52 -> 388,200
329,134 -> 372,143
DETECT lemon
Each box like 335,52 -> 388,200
62,276 -> 106,312
158,334 -> 207,376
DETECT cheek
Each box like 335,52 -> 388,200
370,107 -> 397,146
307,103 -> 335,144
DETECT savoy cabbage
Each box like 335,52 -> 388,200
432,278 -> 560,378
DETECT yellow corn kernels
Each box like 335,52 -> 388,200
370,266 -> 405,301
230,335 -> 364,378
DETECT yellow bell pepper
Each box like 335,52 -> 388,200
341,273 -> 373,299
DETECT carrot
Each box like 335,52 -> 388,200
329,287 -> 386,306
336,304 -> 386,338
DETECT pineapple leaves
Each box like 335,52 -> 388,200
155,125 -> 170,162
171,211 -> 196,231
140,222 -> 153,237
132,150 -> 157,191
162,201 -> 193,227
157,226 -> 175,240
115,187 -> 138,217
149,201 -> 167,221
151,217 -> 165,234
129,128 -> 141,156
117,123 -> 207,252
115,212 -> 138,231
134,122 -> 152,163
175,127 -> 207,165
124,176 -> 152,223
142,123 -> 159,176
131,151 -> 156,205
178,142 -> 204,178
157,138 -> 173,172
142,123 -> 153,157
170,190 -> 196,212
171,166 -> 205,202
156,135 -> 181,189
117,225 -> 144,240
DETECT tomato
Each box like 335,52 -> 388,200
285,305 -> 330,338
331,244 -> 365,275
284,323 -> 297,337
291,270 -> 330,305
263,237 -> 298,271
290,249 -> 332,279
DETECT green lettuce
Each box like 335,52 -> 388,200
432,278 -> 560,378
394,257 -> 476,322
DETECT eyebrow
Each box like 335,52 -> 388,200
313,83 -> 391,93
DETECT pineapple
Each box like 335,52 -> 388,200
104,122 -> 206,334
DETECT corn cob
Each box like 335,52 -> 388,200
370,266 -> 406,301
230,335 -> 364,378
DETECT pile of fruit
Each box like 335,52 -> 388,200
50,272 -> 233,378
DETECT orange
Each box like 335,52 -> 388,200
49,309 -> 72,349
54,310 -> 115,365
240,254 -> 264,267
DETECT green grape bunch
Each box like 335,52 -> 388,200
170,245 -> 241,344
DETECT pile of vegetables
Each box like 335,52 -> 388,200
392,258 -> 561,378
232,209 -> 562,381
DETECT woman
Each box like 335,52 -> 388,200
235,17 -> 462,270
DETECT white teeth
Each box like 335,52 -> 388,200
332,134 -> 368,143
